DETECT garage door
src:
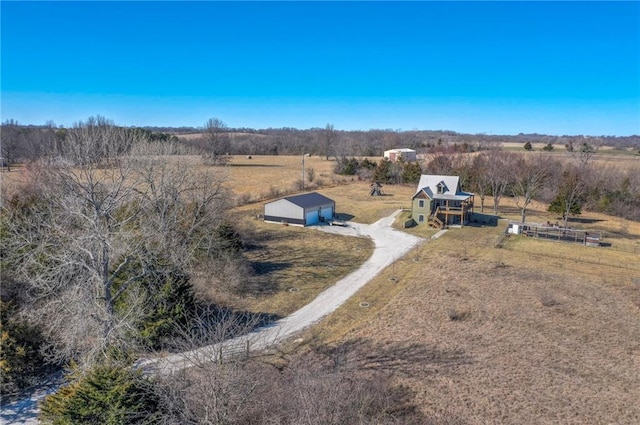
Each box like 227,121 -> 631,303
320,206 -> 333,221
305,210 -> 319,225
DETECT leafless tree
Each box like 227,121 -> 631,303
323,123 -> 337,160
469,152 -> 491,212
484,151 -> 518,214
1,119 -> 22,171
2,120 -> 230,368
155,331 -> 425,425
62,116 -> 134,164
548,163 -> 590,227
424,153 -> 454,175
511,155 -> 553,222
203,118 -> 231,165
574,136 -> 603,166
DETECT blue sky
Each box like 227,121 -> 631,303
1,1 -> 639,135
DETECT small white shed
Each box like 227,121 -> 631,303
264,192 -> 335,226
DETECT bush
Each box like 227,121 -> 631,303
113,259 -> 197,350
40,364 -> 162,425
0,299 -> 52,397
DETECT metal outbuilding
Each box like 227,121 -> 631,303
264,192 -> 335,226
383,148 -> 417,162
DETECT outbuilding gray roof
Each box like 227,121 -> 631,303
284,192 -> 334,208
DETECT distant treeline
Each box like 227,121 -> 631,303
2,119 -> 639,164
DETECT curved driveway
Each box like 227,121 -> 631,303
137,209 -> 422,374
1,210 -> 422,424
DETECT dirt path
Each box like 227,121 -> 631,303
1,210 -> 422,424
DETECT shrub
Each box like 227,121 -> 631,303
111,257 -> 197,350
0,300 -> 50,397
40,364 -> 162,425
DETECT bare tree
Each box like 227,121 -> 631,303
1,119 -> 22,171
469,152 -> 491,213
2,120 -> 230,368
203,118 -> 231,165
323,123 -> 337,160
62,116 -> 134,164
548,163 -> 589,227
484,151 -> 518,214
574,136 -> 603,166
511,155 -> 553,223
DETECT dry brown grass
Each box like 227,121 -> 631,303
297,198 -> 640,424
196,217 -> 373,318
5,154 -> 640,423
499,145 -> 640,171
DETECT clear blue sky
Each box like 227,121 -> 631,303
2,1 -> 639,136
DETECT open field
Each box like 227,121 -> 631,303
4,154 -> 640,423
220,157 -> 640,423
196,219 -> 373,318
286,196 -> 640,424
499,144 -> 640,171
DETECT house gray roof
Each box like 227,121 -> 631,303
284,192 -> 334,208
413,175 -> 473,201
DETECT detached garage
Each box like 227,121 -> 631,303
264,192 -> 335,226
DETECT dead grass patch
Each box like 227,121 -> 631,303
303,208 -> 640,424
194,217 -> 373,318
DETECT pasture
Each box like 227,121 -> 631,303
218,154 -> 640,423
3,153 -> 639,423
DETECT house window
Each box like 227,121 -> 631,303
419,200 -> 424,208
418,214 -> 424,222
437,183 -> 445,194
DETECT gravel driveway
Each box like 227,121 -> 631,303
137,209 -> 423,374
1,209 -> 422,424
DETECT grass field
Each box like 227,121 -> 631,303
289,211 -> 640,424
3,154 -> 640,423
286,196 -> 640,424
218,155 -> 640,423
499,143 -> 640,171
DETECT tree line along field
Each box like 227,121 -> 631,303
1,121 -> 639,423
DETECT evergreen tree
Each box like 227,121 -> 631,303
402,161 -> 422,184
40,364 -> 162,425
548,192 -> 582,222
372,158 -> 393,184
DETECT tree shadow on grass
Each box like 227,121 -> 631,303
319,338 -> 473,376
251,261 -> 291,275
310,339 -> 471,424
167,303 -> 281,353
228,163 -> 283,168
468,213 -> 499,227
567,217 -> 605,224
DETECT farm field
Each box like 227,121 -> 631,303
499,143 -> 640,170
